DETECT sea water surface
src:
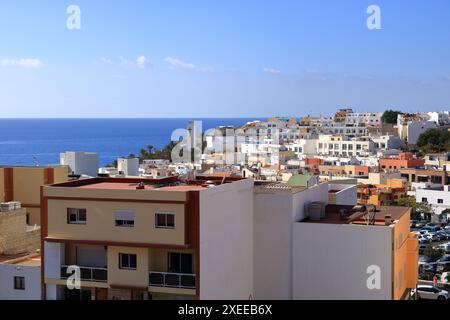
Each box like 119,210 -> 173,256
0,118 -> 256,166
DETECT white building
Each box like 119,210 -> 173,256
60,151 -> 99,177
415,185 -> 450,219
346,112 -> 382,126
293,205 -> 416,300
117,158 -> 139,176
317,135 -> 375,157
397,114 -> 437,145
0,254 -> 41,300
253,178 -> 356,299
427,111 -> 450,126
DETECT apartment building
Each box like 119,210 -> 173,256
293,205 -> 418,299
399,168 -> 450,186
379,152 -> 425,171
397,114 -> 437,145
0,166 -> 68,225
357,179 -> 408,206
415,185 -> 450,218
316,135 -> 374,157
253,178 -> 356,299
60,151 -> 99,177
41,176 -> 254,300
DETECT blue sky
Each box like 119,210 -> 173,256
0,0 -> 449,117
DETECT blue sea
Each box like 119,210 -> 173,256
0,118 -> 258,166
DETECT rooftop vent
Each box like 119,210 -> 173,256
135,182 -> 145,190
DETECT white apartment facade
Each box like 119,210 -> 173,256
415,185 -> 450,218
60,151 -> 99,177
253,180 -> 356,299
316,135 -> 375,157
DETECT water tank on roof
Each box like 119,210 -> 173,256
308,201 -> 325,221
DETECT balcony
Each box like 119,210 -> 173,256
149,271 -> 195,289
60,265 -> 108,282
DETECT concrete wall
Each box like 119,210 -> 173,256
108,246 -> 149,288
60,152 -> 99,177
253,182 -> 329,300
199,179 -> 254,299
47,200 -> 185,245
293,222 -> 392,300
0,264 -> 41,300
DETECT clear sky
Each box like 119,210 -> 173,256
0,0 -> 449,118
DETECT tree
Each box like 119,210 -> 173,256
424,244 -> 444,260
394,196 -> 432,219
381,110 -> 402,124
417,128 -> 450,154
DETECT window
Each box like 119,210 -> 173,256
155,212 -> 175,229
115,210 -> 135,227
67,208 -> 87,224
14,276 -> 25,290
438,199 -> 444,204
168,252 -> 193,274
422,197 -> 428,203
119,253 -> 137,270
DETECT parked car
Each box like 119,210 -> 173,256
437,255 -> 450,273
413,285 -> 448,300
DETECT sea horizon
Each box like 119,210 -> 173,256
0,118 -> 260,166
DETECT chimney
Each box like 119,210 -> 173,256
384,214 -> 392,226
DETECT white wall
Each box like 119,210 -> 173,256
60,151 -> 99,177
253,182 -> 329,299
199,179 -> 254,299
44,242 -> 64,279
415,188 -> 450,215
293,223 -> 392,299
118,158 -> 139,176
407,121 -> 437,145
0,264 -> 41,300
329,184 -> 357,206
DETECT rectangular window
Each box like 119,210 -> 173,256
155,212 -> 175,229
119,253 -> 137,270
14,276 -> 25,290
67,208 -> 87,225
438,199 -> 444,204
115,210 -> 135,227
168,252 -> 193,274
422,197 -> 428,203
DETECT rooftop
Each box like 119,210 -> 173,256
49,176 -> 245,192
301,205 -> 410,226
0,253 -> 41,266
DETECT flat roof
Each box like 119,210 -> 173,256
301,205 -> 410,226
78,182 -> 207,191
49,176 -> 245,192
0,253 -> 41,266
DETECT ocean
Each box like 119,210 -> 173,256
0,118 -> 257,166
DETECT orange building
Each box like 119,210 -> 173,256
379,152 -> 425,171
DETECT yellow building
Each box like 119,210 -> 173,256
42,176 -> 254,300
0,166 -> 68,225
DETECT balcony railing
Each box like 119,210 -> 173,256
149,271 -> 195,289
60,265 -> 108,282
